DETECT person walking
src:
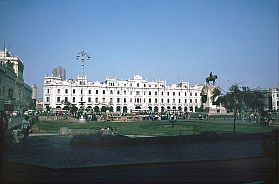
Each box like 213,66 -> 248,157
0,111 -> 6,147
21,115 -> 30,143
11,126 -> 21,144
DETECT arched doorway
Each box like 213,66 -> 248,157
123,106 -> 128,113
195,106 -> 199,112
116,106 -> 121,112
135,106 -> 141,110
94,106 -> 100,112
189,106 -> 193,112
148,106 -> 152,111
178,106 -> 182,112
108,106 -> 114,112
167,106 -> 170,110
184,107 -> 188,112
172,106 -> 176,110
154,106 -> 159,113
101,106 -> 107,112
161,106 -> 165,113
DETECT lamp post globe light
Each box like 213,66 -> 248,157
76,50 -> 91,122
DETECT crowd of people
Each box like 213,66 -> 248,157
0,111 -> 32,146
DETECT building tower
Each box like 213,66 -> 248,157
52,66 -> 66,81
31,84 -> 38,100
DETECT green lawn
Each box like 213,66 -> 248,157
32,119 -> 278,136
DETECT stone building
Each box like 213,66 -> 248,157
0,48 -> 32,112
43,74 -> 204,113
271,88 -> 279,111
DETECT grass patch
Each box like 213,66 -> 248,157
32,119 -> 278,136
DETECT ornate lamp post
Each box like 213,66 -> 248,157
76,50 -> 90,121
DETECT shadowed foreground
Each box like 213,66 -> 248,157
1,157 -> 278,183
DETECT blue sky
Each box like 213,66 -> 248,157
0,0 -> 278,96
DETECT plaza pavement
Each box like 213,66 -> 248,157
1,119 -> 278,183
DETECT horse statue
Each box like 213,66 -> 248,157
206,72 -> 218,85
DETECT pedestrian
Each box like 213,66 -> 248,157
0,111 -> 6,147
11,126 -> 21,144
21,115 -> 31,142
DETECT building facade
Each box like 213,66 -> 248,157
52,66 -> 66,81
43,74 -> 204,113
271,88 -> 279,111
0,48 -> 32,112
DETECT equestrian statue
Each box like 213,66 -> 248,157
206,72 -> 218,85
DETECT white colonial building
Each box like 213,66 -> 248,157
271,88 -> 279,111
43,74 -> 204,113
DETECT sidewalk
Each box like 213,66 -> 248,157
2,134 -> 264,169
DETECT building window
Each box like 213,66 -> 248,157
73,97 -> 75,103
179,99 -> 181,103
173,92 -> 175,96
173,99 -> 175,103
161,99 -> 164,103
102,98 -> 105,103
110,90 -> 113,95
96,90 -> 98,94
137,83 -> 139,87
167,99 -> 170,103
167,92 -> 169,96
178,92 -> 180,96
130,91 -> 133,95
149,91 -> 151,95
144,84 -> 146,87
117,98 -> 120,103
155,98 -> 158,103
185,92 -> 187,96
190,99 -> 192,103
88,97 -> 91,102
130,98 -> 132,103
73,89 -> 75,94
57,89 -> 60,93
95,98 -> 98,103
57,97 -> 61,103
103,90 -> 105,94
136,91 -> 140,95
46,97 -> 50,102
124,98 -> 126,103
185,99 -> 187,103
65,89 -> 68,94
149,98 -> 151,103
88,90 -> 91,94
124,91 -> 126,95
117,90 -> 120,95
47,89 -> 50,94
161,92 -> 164,96
155,91 -> 157,95
65,97 -> 68,102
195,93 -> 197,96
190,93 -> 192,96
195,99 -> 198,103
81,89 -> 83,94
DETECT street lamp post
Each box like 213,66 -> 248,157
76,50 -> 90,121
